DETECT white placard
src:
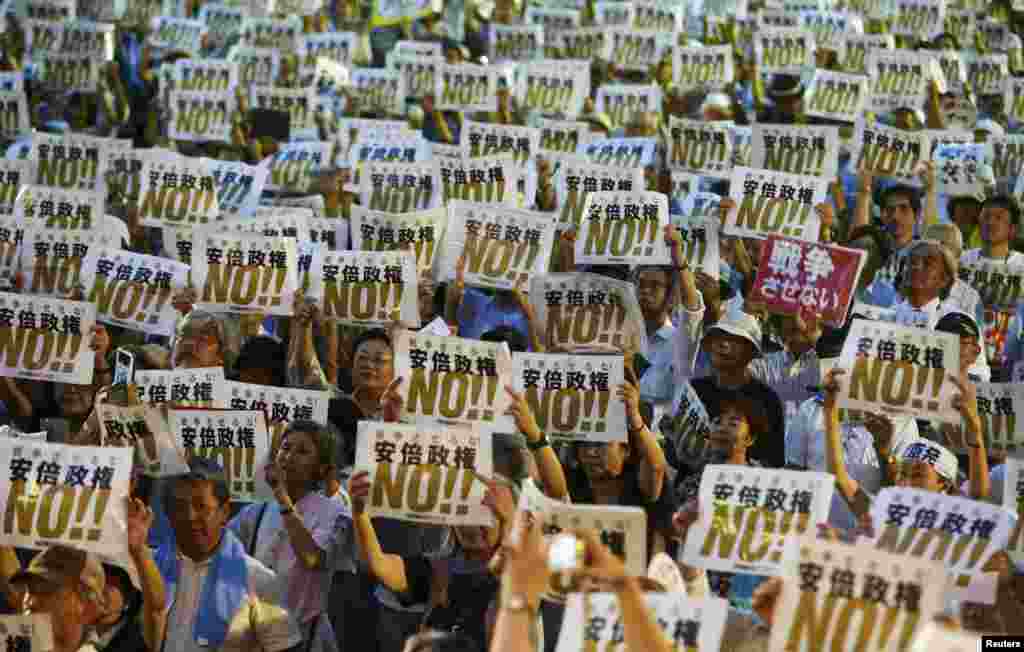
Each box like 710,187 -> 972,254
849,120 -> 931,186
804,70 -> 870,123
751,124 -> 840,179
891,0 -> 945,38
537,119 -> 593,157
867,51 -> 940,113
682,466 -> 834,575
966,53 -> 1008,96
594,84 -> 662,132
29,132 -> 119,194
229,46 -> 280,87
836,33 -> 894,74
319,250 -> 419,327
13,185 -> 104,232
239,16 -> 301,50
0,614 -> 55,652
665,118 -> 734,176
443,200 -> 557,290
770,537 -> 946,652
436,155 -> 523,207
672,45 -> 734,92
671,214 -> 720,280
263,141 -> 333,194
934,143 -> 991,197
602,28 -> 666,71
134,367 -> 228,407
148,16 -> 207,54
224,380 -> 330,425
0,440 -> 132,556
95,403 -> 189,477
191,233 -> 298,316
388,52 -> 437,100
554,156 -> 645,230
351,205 -> 446,274
168,409 -> 270,502
724,166 -> 828,241
754,26 -> 816,74
136,152 -> 219,227
530,272 -> 648,353
20,228 -> 119,297
359,160 -> 441,213
0,292 -> 96,384
836,319 -> 961,424
173,59 -> 239,93
167,90 -> 236,143
250,86 -> 317,141
206,158 -> 268,220
0,91 -> 28,140
461,121 -> 539,167
490,24 -> 544,62
512,352 -> 627,443
349,68 -> 406,116
435,63 -> 499,113
355,421 -> 494,526
575,191 -> 671,265
393,330 -> 514,429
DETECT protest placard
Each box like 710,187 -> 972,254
524,6 -> 582,40
394,330 -> 514,428
769,537 -> 946,652
370,0 -> 438,27
557,27 -> 605,60
95,403 -> 188,477
531,273 -> 648,353
751,124 -> 839,179
967,53 -> 1008,96
0,161 -> 30,216
943,9 -> 975,45
1006,78 -> 1024,123
836,319 -> 961,424
263,141 -> 333,194
536,119 -> 592,157
167,90 -> 235,143
660,381 -> 712,462
554,157 -> 644,230
1004,458 -> 1024,564
360,160 -> 440,213
136,152 -> 218,227
0,218 -> 21,289
891,0 -> 945,37
754,27 -> 815,74
30,132 -> 117,194
225,381 -> 330,426
350,136 -> 430,168
555,594 -> 727,652
909,624 -> 981,652
490,24 -> 543,62
349,68 -> 406,116
355,421 -> 493,526
340,118 -> 417,145
681,466 -> 834,575
594,84 -> 662,133
541,501 -> 649,576
758,9 -> 799,28
872,486 -> 1014,579
205,159 -> 267,220
593,1 -> 634,25
575,191 -> 670,265
461,122 -> 539,167
512,353 -> 626,443
517,61 -> 589,119
579,138 -> 658,169
989,134 -> 1024,187
934,143 -> 991,197
211,208 -> 310,242
633,0 -> 685,30
669,214 -> 720,280
250,86 -> 316,141
199,3 -> 245,49
724,167 -> 828,241
751,236 -> 866,326
351,206 -> 446,274
867,51 -> 940,113
849,121 -> 931,186
239,16 -> 301,50
801,11 -> 864,45
0,292 -> 96,385
192,233 -> 298,316
301,30 -> 357,68
80,247 -> 188,337
920,49 -> 967,95
172,59 -> 238,93
60,20 -> 115,60
134,367 -> 228,407
23,18 -> 63,54
804,70 -> 870,123
665,118 -> 733,177
12,185 -> 103,233
672,45 -> 733,92
169,409 -> 269,502
0,440 -> 131,556
435,64 -> 499,113
443,201 -> 557,290
958,260 -> 1024,309
19,229 -> 117,298
229,46 -> 280,87
0,91 -> 27,140
437,155 -> 522,207
837,33 -> 894,74
850,301 -> 930,328
387,53 -> 437,100
148,16 -> 206,54
601,28 -> 664,72
22,0 -> 76,19
320,250 -> 419,326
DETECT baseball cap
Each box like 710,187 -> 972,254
702,310 -> 763,355
900,441 -> 958,484
11,545 -> 107,608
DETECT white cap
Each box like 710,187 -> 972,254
975,118 -> 1005,137
702,310 -> 763,355
900,440 -> 958,484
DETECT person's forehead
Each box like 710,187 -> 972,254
171,478 -> 218,501
884,195 -> 913,207
355,339 -> 392,356
637,269 -> 669,281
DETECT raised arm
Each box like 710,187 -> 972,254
952,373 -> 990,501
822,369 -> 865,515
348,470 -> 410,594
506,386 -> 568,501
621,366 -> 667,501
126,497 -> 167,652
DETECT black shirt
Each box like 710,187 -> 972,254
690,376 -> 786,468
402,555 -> 498,651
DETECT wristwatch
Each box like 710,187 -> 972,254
527,434 -> 550,451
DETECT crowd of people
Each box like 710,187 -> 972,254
3,0 -> 1024,650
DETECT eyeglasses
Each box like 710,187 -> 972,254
354,354 -> 393,367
